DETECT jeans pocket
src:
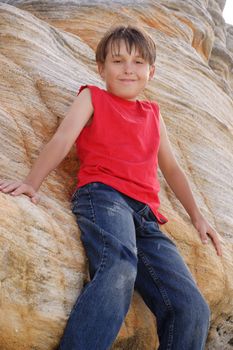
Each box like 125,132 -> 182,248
71,187 -> 84,213
136,204 -> 149,216
135,205 -> 160,232
148,209 -> 160,228
71,183 -> 91,203
120,192 -> 147,213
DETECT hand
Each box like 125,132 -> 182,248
191,213 -> 222,256
0,179 -> 39,204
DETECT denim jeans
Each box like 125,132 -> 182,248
59,182 -> 210,350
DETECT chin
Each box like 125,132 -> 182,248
112,88 -> 139,100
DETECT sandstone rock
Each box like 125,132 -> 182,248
0,1 -> 233,349
208,0 -> 233,91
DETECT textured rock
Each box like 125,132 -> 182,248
0,1 -> 232,349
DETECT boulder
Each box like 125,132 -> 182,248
0,1 -> 232,349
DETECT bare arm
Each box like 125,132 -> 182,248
158,114 -> 222,256
0,88 -> 93,202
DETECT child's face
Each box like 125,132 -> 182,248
98,40 -> 155,101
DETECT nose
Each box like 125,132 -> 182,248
123,62 -> 133,74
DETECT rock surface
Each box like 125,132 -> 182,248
0,1 -> 232,349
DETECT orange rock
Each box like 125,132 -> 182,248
0,1 -> 232,349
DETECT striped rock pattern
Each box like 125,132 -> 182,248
0,1 -> 232,349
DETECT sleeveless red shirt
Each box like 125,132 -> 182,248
75,85 -> 168,224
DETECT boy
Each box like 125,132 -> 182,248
0,25 -> 222,349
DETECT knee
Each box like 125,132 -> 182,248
111,242 -> 138,291
109,258 -> 137,292
102,259 -> 137,318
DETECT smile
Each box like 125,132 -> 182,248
119,79 -> 137,82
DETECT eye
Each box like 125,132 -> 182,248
135,60 -> 144,64
112,59 -> 122,63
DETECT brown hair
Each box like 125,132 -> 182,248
95,25 -> 156,65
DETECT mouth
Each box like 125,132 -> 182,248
119,79 -> 137,83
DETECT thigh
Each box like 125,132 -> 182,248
71,182 -> 137,254
134,208 -> 199,315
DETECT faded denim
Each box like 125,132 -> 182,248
59,182 -> 210,350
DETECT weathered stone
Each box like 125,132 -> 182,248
0,1 -> 232,349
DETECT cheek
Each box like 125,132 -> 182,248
138,66 -> 150,75
107,67 -> 119,78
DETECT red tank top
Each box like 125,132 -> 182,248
75,85 -> 168,224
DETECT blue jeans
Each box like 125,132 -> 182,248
59,182 -> 210,350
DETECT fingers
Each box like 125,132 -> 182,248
0,181 -> 22,194
0,179 -> 12,188
206,228 -> 223,257
11,184 -> 37,200
30,193 -> 40,205
199,226 -> 222,257
199,230 -> 208,244
0,179 -> 39,204
11,184 -> 31,196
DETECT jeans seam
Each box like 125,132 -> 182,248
71,189 -> 109,314
87,186 -> 96,223
137,248 -> 174,350
71,188 -> 79,202
72,226 -> 108,313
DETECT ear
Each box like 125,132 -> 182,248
97,63 -> 105,80
149,64 -> 155,80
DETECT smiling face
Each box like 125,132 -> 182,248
98,40 -> 155,101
